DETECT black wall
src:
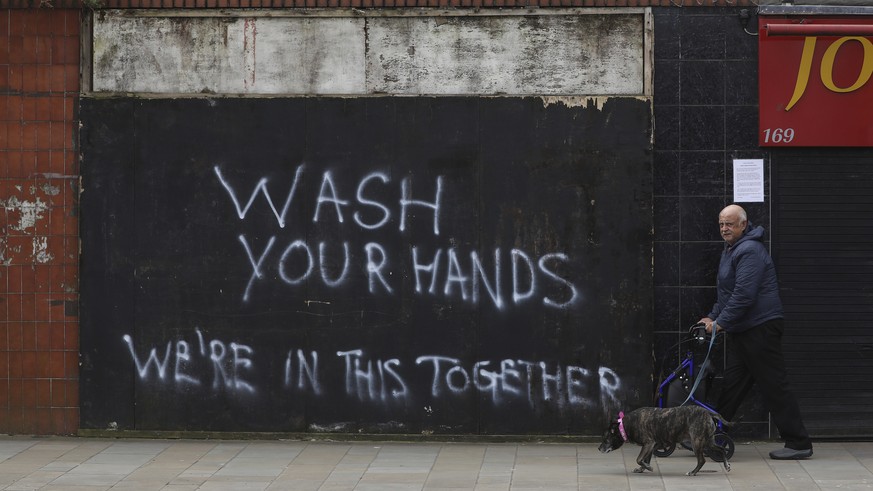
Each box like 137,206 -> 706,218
652,7 -> 771,437
79,96 -> 653,435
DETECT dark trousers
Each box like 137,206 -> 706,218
716,319 -> 812,450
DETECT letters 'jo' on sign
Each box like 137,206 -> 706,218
759,19 -> 873,147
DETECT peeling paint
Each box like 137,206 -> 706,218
39,183 -> 61,196
1,239 -> 22,266
0,238 -> 9,266
37,173 -> 78,180
539,95 -> 649,110
540,96 -> 609,110
32,236 -> 54,264
2,196 -> 50,233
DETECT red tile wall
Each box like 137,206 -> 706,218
0,8 -> 79,435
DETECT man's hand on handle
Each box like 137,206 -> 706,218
698,317 -> 723,334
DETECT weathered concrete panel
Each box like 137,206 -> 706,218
92,15 -> 366,94
366,15 -> 644,95
91,11 -> 646,96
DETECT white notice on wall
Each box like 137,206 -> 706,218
733,159 -> 764,203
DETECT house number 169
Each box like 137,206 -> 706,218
762,127 -> 796,143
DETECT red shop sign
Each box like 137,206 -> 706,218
759,18 -> 873,147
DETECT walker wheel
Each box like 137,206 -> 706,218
654,444 -> 675,458
707,433 -> 735,462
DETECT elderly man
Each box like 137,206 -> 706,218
699,204 -> 813,460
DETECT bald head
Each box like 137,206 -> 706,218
721,205 -> 747,222
718,205 -> 748,246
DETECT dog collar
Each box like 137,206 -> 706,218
618,411 -> 628,442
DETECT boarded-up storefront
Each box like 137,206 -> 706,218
79,10 -> 654,435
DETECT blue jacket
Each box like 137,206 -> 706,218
707,223 -> 784,332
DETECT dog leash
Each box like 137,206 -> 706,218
681,324 -> 719,406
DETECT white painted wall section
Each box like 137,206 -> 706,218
92,15 -> 365,94
365,15 -> 644,95
91,10 -> 647,96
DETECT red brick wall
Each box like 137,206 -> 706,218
0,8 -> 79,435
2,0 -> 753,7
96,0 -> 752,6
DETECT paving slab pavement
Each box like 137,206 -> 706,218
0,437 -> 870,490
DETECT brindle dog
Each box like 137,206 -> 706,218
598,406 -> 731,476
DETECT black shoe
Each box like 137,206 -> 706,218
769,447 -> 813,460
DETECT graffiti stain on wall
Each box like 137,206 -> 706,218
215,165 -> 581,311
123,330 -> 622,412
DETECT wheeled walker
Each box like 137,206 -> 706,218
653,323 -> 735,461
